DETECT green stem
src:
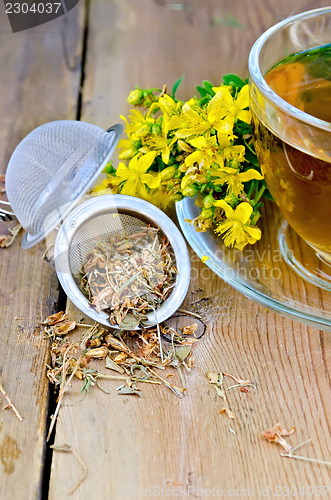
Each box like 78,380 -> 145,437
254,184 -> 266,203
243,138 -> 256,155
247,180 -> 256,199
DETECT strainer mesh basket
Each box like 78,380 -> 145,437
54,195 -> 190,328
69,210 -> 175,290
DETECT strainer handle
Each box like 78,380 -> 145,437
0,200 -> 14,221
106,124 -> 123,135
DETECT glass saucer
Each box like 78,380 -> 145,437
176,198 -> 331,331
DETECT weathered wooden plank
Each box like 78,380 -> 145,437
0,3 -> 85,499
49,0 -> 331,498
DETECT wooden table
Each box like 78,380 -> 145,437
0,1 -> 330,499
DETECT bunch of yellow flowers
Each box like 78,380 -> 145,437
94,75 -> 268,250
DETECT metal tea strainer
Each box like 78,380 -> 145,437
3,120 -> 191,329
54,195 -> 191,329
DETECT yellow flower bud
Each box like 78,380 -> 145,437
177,140 -> 192,153
118,149 -> 136,160
182,185 -> 198,197
176,101 -> 184,113
136,124 -> 150,138
151,123 -> 161,135
224,194 -> 238,206
181,175 -> 193,191
158,94 -> 177,115
200,208 -> 214,219
160,166 -> 176,181
127,89 -> 143,105
170,193 -> 183,202
203,195 -> 214,209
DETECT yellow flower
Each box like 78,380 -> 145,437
214,201 -> 261,249
121,109 -> 155,138
212,84 -> 232,93
92,178 -> 116,194
116,152 -> 160,196
140,186 -> 173,211
223,145 -> 246,163
207,85 -> 251,133
140,113 -> 181,164
117,138 -> 137,160
185,136 -> 224,169
176,99 -> 211,138
212,168 -> 263,196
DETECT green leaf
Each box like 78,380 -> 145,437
199,96 -> 210,106
222,73 -> 245,89
172,74 -> 185,99
155,156 -> 165,170
202,80 -> 215,94
196,85 -> 208,97
245,150 -> 259,167
103,161 -> 115,174
262,188 -> 273,201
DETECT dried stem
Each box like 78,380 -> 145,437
0,374 -> 23,421
280,438 -> 331,466
177,308 -> 202,320
50,444 -> 87,495
69,447 -> 88,495
47,352 -> 84,442
226,383 -> 256,391
281,454 -> 331,466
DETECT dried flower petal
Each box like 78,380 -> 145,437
223,372 -> 250,385
263,423 -> 295,453
220,408 -> 235,419
44,311 -> 68,325
54,321 -> 76,336
181,323 -> 198,336
114,352 -> 127,363
206,371 -> 219,384
0,235 -> 9,248
85,346 -> 109,359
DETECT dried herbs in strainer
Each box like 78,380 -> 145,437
80,227 -> 177,328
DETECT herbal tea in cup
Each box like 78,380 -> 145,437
249,8 -> 331,288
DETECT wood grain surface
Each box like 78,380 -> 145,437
0,0 -> 330,499
0,2 -> 85,499
48,1 -> 331,499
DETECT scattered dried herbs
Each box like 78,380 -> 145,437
0,224 -> 22,248
206,370 -> 256,434
44,311 -> 198,439
263,423 -> 331,466
79,227 -> 177,329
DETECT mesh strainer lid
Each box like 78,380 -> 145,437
5,120 -> 122,249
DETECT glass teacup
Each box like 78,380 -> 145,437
249,7 -> 331,289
